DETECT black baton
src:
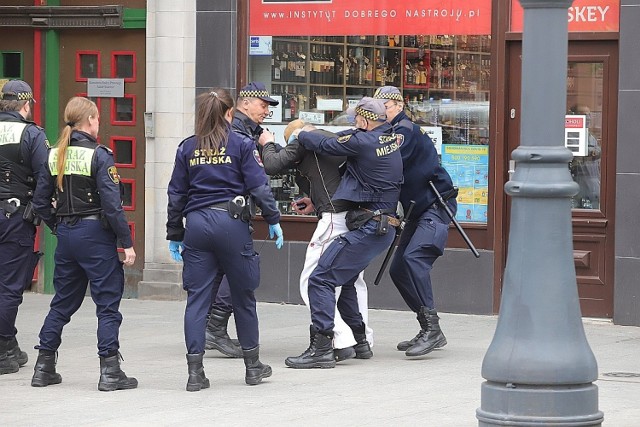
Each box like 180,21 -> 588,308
374,200 -> 415,286
429,181 -> 480,258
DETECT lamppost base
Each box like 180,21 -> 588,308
477,381 -> 604,426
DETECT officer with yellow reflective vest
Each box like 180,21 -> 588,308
0,80 -> 49,375
31,97 -> 137,391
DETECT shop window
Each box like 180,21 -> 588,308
109,136 -> 136,168
249,35 -> 491,223
120,178 -> 136,211
111,95 -> 136,126
111,51 -> 136,82
76,51 -> 100,81
1,52 -> 22,78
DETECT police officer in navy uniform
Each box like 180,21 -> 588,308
285,97 -> 403,369
31,97 -> 137,391
202,82 -> 280,359
374,86 -> 457,357
257,119 -> 375,363
167,88 -> 283,390
0,80 -> 48,375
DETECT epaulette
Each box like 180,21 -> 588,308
96,144 -> 114,155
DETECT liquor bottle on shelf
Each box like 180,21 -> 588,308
287,45 -> 297,82
365,54 -> 373,85
310,91 -> 317,110
375,50 -> 383,85
335,49 -> 344,85
282,88 -> 292,121
310,45 -> 318,84
295,45 -> 306,82
272,48 -> 281,81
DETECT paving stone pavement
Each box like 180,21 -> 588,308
1,293 -> 639,426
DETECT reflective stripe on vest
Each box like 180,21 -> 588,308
0,122 -> 27,146
48,146 -> 94,177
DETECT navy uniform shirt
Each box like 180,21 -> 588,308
0,111 -> 49,202
32,130 -> 133,248
390,111 -> 454,219
166,128 -> 280,242
298,122 -> 403,211
231,110 -> 263,142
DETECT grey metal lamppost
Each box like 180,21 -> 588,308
476,0 -> 604,425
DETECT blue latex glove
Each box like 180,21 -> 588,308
268,223 -> 284,249
287,133 -> 297,145
169,241 -> 184,262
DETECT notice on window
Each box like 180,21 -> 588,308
441,144 -> 489,223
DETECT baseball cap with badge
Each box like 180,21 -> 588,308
373,86 -> 403,102
0,79 -> 35,102
238,81 -> 279,106
346,97 -> 387,122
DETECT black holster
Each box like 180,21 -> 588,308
345,209 -> 375,231
22,201 -> 41,225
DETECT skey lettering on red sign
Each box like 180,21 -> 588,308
510,0 -> 619,32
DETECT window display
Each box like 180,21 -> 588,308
248,0 -> 492,222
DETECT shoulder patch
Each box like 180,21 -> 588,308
337,135 -> 352,144
395,133 -> 405,147
107,166 -> 120,184
253,149 -> 264,168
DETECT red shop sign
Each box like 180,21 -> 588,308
250,0 -> 492,36
510,0 -> 619,32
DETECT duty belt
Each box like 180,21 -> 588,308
57,213 -> 101,224
209,202 -> 228,211
365,208 -> 401,227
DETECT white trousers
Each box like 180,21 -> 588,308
299,211 -> 374,349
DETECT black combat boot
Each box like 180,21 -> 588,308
285,325 -> 336,369
333,346 -> 356,362
405,307 -> 447,357
397,312 -> 424,351
205,308 -> 242,358
97,352 -> 138,391
0,338 -> 19,375
353,333 -> 373,359
350,323 -> 373,359
7,337 -> 28,367
243,346 -> 272,385
31,349 -> 62,386
186,352 -> 210,392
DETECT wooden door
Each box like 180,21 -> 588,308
504,40 -> 618,317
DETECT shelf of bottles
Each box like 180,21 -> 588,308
256,34 -> 491,214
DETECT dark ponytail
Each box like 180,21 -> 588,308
195,88 -> 234,152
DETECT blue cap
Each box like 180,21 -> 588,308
373,86 -> 403,102
346,97 -> 387,122
0,80 -> 34,102
238,81 -> 279,106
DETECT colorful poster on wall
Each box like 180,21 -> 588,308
250,0 -> 492,36
510,0 -> 619,32
441,144 -> 489,223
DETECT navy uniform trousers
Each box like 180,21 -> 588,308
182,208 -> 260,354
0,211 -> 38,340
308,220 -> 396,333
389,200 -> 457,312
37,218 -> 124,357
